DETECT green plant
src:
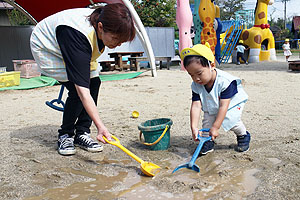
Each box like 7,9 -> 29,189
131,0 -> 176,27
6,9 -> 33,26
215,0 -> 247,20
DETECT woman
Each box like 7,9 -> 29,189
30,3 -> 136,155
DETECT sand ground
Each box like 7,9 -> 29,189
0,57 -> 300,200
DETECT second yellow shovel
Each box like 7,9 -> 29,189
103,135 -> 161,177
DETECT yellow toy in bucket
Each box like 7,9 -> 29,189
132,111 -> 139,118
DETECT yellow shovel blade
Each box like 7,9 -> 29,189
141,162 -> 161,177
103,135 -> 161,177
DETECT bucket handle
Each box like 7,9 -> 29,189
139,125 -> 169,146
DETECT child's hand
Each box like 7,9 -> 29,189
192,128 -> 199,141
209,127 -> 219,140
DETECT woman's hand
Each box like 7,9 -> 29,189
96,126 -> 111,144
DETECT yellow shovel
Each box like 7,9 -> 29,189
103,135 -> 161,177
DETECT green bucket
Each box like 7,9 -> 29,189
138,118 -> 173,151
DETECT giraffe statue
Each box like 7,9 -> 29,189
176,0 -> 193,69
193,0 -> 202,45
240,0 -> 276,63
199,0 -> 217,54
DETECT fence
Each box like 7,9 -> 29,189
275,39 -> 300,50
0,26 -> 34,71
0,26 -> 175,71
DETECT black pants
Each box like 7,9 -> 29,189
58,77 -> 101,137
237,52 -> 247,63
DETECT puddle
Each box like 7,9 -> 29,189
25,158 -> 158,200
120,185 -> 191,199
25,168 -> 130,200
24,157 -> 261,200
100,157 -> 132,165
193,168 -> 260,199
241,168 -> 260,195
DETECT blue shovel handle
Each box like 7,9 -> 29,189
188,128 -> 211,168
172,128 -> 212,173
45,85 -> 65,112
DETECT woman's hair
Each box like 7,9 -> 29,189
183,55 -> 210,68
89,3 -> 136,43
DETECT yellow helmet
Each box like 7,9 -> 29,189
180,42 -> 214,63
239,40 -> 244,44
285,38 -> 289,42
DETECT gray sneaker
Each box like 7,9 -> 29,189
74,132 -> 103,152
58,134 -> 76,156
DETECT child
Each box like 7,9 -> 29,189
282,39 -> 292,61
180,43 -> 251,154
236,40 -> 249,65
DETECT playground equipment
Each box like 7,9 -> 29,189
220,20 -> 244,64
177,0 -> 220,64
177,0 -> 277,64
240,0 -> 276,63
199,0 -> 217,54
235,9 -> 255,28
192,0 -> 202,45
176,0 -> 193,70
215,5 -> 222,64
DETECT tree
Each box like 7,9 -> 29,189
268,7 -> 277,27
131,0 -> 176,27
215,0 -> 246,21
280,0 -> 291,29
6,9 -> 33,26
270,17 -> 293,45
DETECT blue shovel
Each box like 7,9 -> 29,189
172,128 -> 212,173
45,85 -> 65,112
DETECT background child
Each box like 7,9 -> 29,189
236,40 -> 249,65
180,43 -> 251,154
282,39 -> 292,61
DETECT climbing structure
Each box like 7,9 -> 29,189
220,20 -> 244,64
215,5 -> 222,64
235,9 -> 255,28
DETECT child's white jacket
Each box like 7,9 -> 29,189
191,68 -> 248,131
